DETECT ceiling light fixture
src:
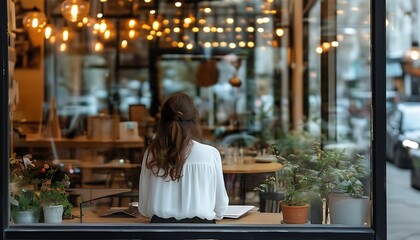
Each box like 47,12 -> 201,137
61,0 -> 90,23
22,7 -> 47,30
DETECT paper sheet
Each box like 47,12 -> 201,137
223,205 -> 257,219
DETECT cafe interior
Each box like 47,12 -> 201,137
6,0 -> 379,232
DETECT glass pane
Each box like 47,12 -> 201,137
9,0 -> 372,229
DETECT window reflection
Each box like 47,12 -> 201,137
9,0 -> 372,227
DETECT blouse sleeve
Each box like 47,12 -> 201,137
138,150 -> 150,218
213,150 -> 229,220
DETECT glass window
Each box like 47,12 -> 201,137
3,0 -> 384,239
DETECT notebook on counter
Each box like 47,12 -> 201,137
99,207 -> 142,218
223,205 -> 257,219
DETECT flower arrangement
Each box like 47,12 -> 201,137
9,154 -> 41,220
9,154 -> 73,220
36,163 -> 73,217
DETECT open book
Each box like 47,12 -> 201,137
223,205 -> 257,219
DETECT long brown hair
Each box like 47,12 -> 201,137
146,93 -> 202,181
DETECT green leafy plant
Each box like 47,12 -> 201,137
9,154 -> 41,218
274,152 -> 317,206
253,130 -> 320,206
332,153 -> 366,198
36,164 -> 73,217
254,176 -> 278,192
254,129 -> 367,206
9,154 -> 73,219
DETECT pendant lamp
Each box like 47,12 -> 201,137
61,0 -> 90,23
22,7 -> 47,30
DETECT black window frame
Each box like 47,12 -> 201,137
0,0 -> 386,239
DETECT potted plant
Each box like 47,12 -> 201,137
275,151 -> 318,224
257,140 -> 349,223
254,130 -> 322,224
293,142 -> 368,225
306,143 -> 368,225
9,154 -> 41,224
36,164 -> 72,223
327,153 -> 368,225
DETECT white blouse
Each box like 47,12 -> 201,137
138,140 -> 229,220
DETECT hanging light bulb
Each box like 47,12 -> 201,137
94,42 -> 104,52
22,7 -> 47,30
152,20 -> 160,31
43,24 -> 54,39
275,28 -> 284,37
59,27 -> 73,42
121,40 -> 128,49
61,0 -> 90,23
60,43 -> 67,52
125,18 -> 139,29
128,29 -> 139,39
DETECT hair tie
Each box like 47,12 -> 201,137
173,111 -> 184,121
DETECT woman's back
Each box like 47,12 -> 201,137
139,140 -> 229,220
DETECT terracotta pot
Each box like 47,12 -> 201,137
280,203 -> 310,224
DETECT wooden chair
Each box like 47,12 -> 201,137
259,191 -> 285,213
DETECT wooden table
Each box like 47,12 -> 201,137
65,209 -> 283,224
222,162 -> 283,174
222,163 -> 283,205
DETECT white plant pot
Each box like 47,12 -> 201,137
43,205 -> 64,224
12,210 -> 39,224
329,192 -> 368,225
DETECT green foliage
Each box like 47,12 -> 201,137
253,176 -> 278,192
38,166 -> 73,217
10,154 -> 73,219
331,153 -> 366,198
9,154 -> 41,217
254,130 -> 367,206
274,151 -> 318,206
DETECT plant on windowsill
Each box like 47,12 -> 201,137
327,152 -> 368,225
36,163 -> 72,223
297,142 -> 368,225
274,152 -> 316,224
10,154 -> 73,224
9,154 -> 41,224
254,130 -> 320,224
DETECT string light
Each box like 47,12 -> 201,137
44,1 -> 291,52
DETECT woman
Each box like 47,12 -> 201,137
138,93 -> 229,223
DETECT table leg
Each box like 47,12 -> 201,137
224,174 -> 237,201
240,174 -> 246,205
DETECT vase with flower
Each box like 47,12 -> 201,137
9,154 -> 41,224
10,154 -> 73,224
36,163 -> 72,223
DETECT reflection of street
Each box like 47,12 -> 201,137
387,162 -> 420,240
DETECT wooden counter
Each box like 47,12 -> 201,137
15,134 -> 145,149
65,209 -> 283,225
